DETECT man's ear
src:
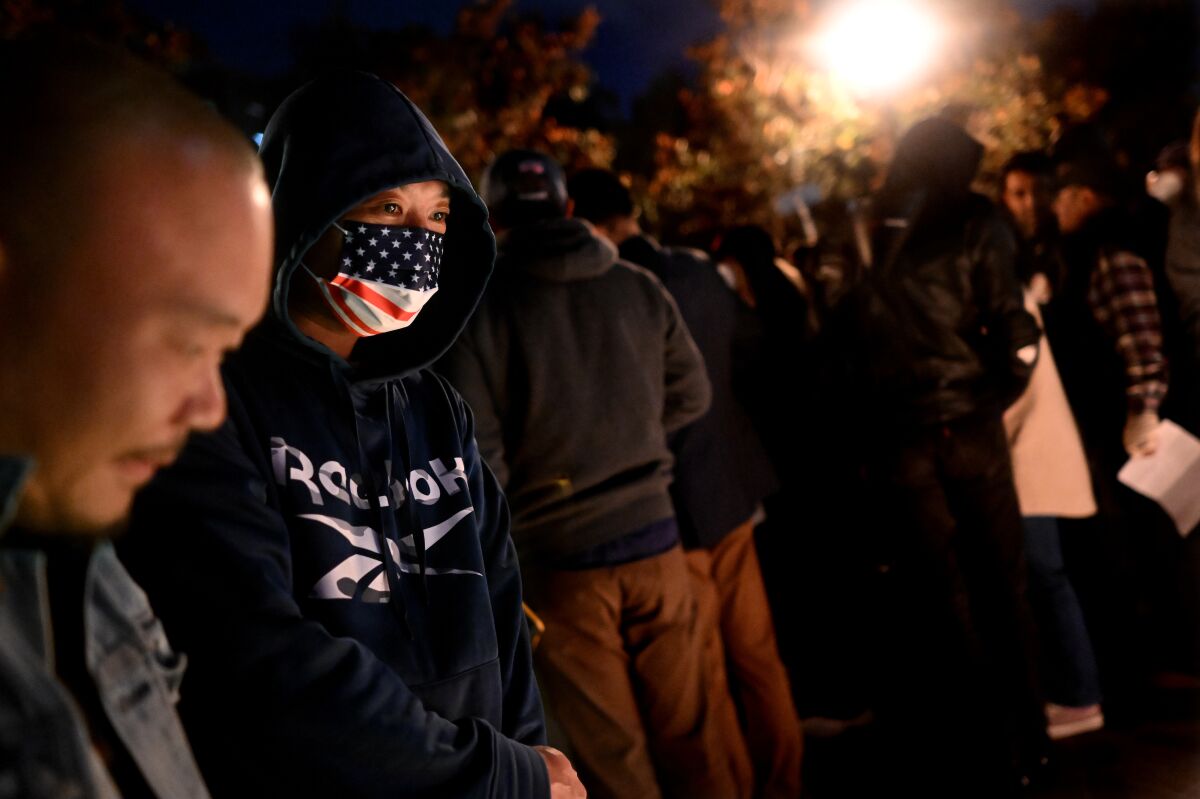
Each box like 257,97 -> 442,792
564,198 -> 575,220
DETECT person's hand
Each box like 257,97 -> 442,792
1029,272 -> 1053,305
1124,410 -> 1161,458
535,745 -> 587,798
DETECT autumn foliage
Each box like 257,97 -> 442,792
5,0 -> 1102,250
643,0 -> 1063,245
355,0 -> 616,182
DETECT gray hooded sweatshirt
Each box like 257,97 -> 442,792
439,217 -> 711,570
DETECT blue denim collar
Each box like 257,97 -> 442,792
0,454 -> 32,535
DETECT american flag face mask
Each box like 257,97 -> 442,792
304,219 -> 443,337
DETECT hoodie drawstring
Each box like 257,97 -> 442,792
388,382 -> 429,604
329,362 -> 414,637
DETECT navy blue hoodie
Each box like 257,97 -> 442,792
122,73 -> 548,798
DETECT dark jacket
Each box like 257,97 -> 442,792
855,118 -> 1039,428
437,219 -> 711,570
1160,198 -> 1200,434
1167,199 -> 1200,365
121,73 -> 548,799
619,235 -> 776,548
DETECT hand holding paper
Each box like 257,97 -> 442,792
1123,410 -> 1161,458
1118,419 -> 1200,537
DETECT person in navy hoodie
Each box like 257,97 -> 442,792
120,72 -> 584,799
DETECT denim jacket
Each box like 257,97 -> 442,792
0,456 -> 210,799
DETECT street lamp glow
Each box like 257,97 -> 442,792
815,0 -> 943,95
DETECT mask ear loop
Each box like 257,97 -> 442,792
299,220 -> 351,283
297,215 -> 350,281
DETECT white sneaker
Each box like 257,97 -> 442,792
1045,702 -> 1104,740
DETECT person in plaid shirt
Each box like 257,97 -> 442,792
1049,157 -> 1169,462
1041,148 -> 1200,728
1089,249 -> 1170,437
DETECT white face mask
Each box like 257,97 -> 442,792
307,220 -> 443,337
1147,170 -> 1185,205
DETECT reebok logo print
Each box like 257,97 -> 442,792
271,437 -> 480,602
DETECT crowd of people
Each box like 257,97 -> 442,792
2,31 -> 1197,799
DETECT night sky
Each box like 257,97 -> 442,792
128,0 -> 1100,110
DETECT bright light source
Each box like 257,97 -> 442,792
815,0 -> 943,96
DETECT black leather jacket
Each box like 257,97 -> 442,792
853,193 -> 1040,428
842,118 -> 1040,429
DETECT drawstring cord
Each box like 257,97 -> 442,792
329,362 -> 414,637
388,382 -> 429,604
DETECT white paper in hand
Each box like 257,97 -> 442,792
1117,419 -> 1200,537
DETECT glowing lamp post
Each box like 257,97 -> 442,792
814,0 -> 944,96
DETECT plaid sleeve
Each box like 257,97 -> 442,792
1089,250 -> 1169,414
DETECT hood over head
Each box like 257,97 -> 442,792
258,72 -> 495,383
878,116 -> 984,225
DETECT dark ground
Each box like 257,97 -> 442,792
761,487 -> 1200,799
803,694 -> 1200,798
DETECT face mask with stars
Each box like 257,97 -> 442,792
304,219 -> 444,337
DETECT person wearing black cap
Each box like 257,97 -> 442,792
1046,146 -> 1193,715
567,167 -> 802,799
1049,155 -> 1168,462
439,150 -> 748,799
119,77 -> 584,798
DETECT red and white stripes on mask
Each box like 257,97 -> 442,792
305,219 -> 443,337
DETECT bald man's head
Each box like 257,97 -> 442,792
0,35 -> 257,274
0,35 -> 274,533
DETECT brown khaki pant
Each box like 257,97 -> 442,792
527,544 -> 751,799
686,519 -> 804,799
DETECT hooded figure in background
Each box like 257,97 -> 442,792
864,117 -> 1041,422
853,117 -> 1048,795
120,73 -> 580,798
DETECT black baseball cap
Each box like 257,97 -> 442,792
481,149 -> 569,227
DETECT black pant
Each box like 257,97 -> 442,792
870,412 -> 1047,795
